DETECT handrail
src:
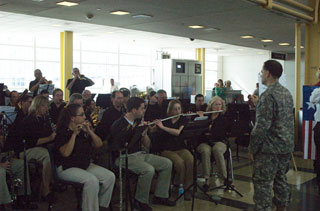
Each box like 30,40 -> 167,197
277,0 -> 314,12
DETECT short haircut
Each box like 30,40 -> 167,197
126,97 -> 145,112
53,88 -> 63,97
195,94 -> 204,101
148,91 -> 156,100
69,93 -> 83,103
111,90 -> 122,98
263,60 -> 283,78
207,96 -> 226,114
40,90 -> 49,95
10,90 -> 18,97
119,88 -> 130,97
21,95 -> 32,102
157,89 -> 167,95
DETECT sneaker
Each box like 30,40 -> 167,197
134,199 -> 152,211
152,196 -> 176,206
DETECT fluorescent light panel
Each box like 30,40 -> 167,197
261,39 -> 273,42
241,35 -> 254,39
188,25 -> 204,29
56,1 -> 79,7
279,42 -> 290,46
110,10 -> 131,15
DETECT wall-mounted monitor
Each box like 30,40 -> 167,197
195,63 -> 201,74
176,62 -> 185,73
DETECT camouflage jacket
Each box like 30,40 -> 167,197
249,81 -> 294,154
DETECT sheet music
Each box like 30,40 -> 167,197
38,84 -> 55,95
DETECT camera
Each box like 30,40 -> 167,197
86,13 -> 94,20
189,38 -> 195,41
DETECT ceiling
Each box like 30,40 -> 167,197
0,0 -> 310,53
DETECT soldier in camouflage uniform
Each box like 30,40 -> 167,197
249,60 -> 294,211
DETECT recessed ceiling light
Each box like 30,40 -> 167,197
261,39 -> 273,42
279,42 -> 290,46
110,10 -> 131,15
188,25 -> 205,29
96,8 -> 101,11
56,1 -> 79,7
132,14 -> 153,19
51,24 -> 61,27
294,46 -> 304,48
258,52 -> 265,55
241,35 -> 254,39
32,0 -> 44,2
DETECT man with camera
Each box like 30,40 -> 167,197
66,68 -> 94,96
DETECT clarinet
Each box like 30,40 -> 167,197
46,112 -> 56,133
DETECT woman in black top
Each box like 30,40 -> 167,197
21,95 -> 55,200
55,104 -> 115,211
155,100 -> 194,200
197,96 -> 227,191
144,91 -> 162,122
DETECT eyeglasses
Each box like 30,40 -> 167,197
76,112 -> 85,117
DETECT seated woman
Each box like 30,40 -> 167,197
154,100 -> 194,200
21,95 -> 55,201
55,104 -> 115,211
197,96 -> 227,192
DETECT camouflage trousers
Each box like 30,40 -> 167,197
252,153 -> 291,211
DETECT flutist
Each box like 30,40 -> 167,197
55,104 -> 115,211
66,68 -> 94,96
29,69 -> 52,97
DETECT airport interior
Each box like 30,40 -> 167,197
0,0 -> 320,211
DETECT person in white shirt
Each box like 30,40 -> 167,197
110,78 -> 119,93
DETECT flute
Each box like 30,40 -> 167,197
147,110 -> 223,125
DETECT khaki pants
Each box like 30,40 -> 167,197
161,149 -> 194,188
197,142 -> 227,179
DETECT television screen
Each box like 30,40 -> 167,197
176,62 -> 185,73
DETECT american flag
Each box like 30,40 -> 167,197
302,86 -> 318,160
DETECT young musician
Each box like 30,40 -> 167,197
29,69 -> 51,97
197,96 -> 227,192
154,100 -> 194,200
55,104 -> 115,211
49,89 -> 66,125
110,97 -> 175,211
66,68 -> 94,96
21,95 -> 55,201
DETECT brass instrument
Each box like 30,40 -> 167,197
90,106 -> 101,127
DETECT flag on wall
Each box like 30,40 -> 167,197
302,86 -> 318,160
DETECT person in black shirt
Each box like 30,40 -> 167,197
21,95 -> 55,200
0,83 -> 10,106
197,96 -> 227,192
29,69 -> 51,97
49,88 -> 66,125
96,91 -> 124,141
110,97 -> 175,211
8,91 -> 19,108
119,87 -> 130,112
154,99 -> 193,200
144,91 -> 162,122
156,89 -> 168,118
66,68 -> 94,96
188,94 -> 207,113
55,104 -> 115,211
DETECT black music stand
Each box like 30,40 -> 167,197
174,120 -> 221,211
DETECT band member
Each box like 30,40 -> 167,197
29,69 -> 51,97
49,89 -> 66,124
144,91 -> 162,122
82,89 -> 92,101
189,94 -> 207,113
110,97 -> 175,211
40,90 -> 49,99
154,100 -> 193,200
55,103 -> 115,211
156,89 -> 168,118
67,68 -> 94,96
119,88 -> 130,112
0,135 -> 38,210
69,93 -> 84,106
0,84 -> 10,106
96,91 -> 124,141
8,91 -> 19,107
197,96 -> 228,192
21,96 -> 55,201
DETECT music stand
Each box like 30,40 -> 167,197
38,84 -> 54,95
0,106 -> 17,125
174,119 -> 221,211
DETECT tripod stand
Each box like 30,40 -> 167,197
211,140 -> 243,197
173,120 -> 221,211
